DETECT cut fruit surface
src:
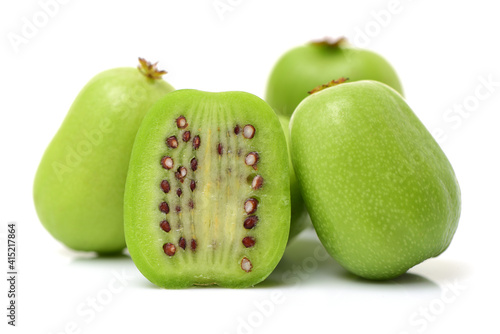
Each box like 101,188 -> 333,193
124,89 -> 290,288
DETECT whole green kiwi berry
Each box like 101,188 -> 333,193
266,37 -> 403,117
290,80 -> 460,280
33,58 -> 174,253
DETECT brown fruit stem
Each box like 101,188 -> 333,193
310,36 -> 347,48
138,57 -> 167,79
308,77 -> 349,95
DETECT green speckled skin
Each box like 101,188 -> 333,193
34,67 -> 174,253
290,81 -> 460,280
266,42 -> 403,117
278,115 -> 310,240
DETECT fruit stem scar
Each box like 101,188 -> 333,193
308,77 -> 349,95
309,36 -> 347,48
137,57 -> 167,80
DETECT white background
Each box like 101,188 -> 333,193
1,0 -> 499,333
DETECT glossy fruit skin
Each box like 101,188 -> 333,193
278,115 -> 310,240
33,67 -> 174,253
124,90 -> 290,288
290,81 -> 460,280
266,42 -> 403,117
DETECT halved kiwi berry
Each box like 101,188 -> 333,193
124,89 -> 291,288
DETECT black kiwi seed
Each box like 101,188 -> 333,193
190,158 -> 198,171
244,216 -> 258,229
251,175 -> 264,190
242,236 -> 256,248
159,202 -> 169,214
176,116 -> 188,129
182,131 -> 191,142
244,198 -> 258,214
179,237 -> 186,250
243,124 -> 255,139
175,166 -> 188,182
161,180 -> 170,193
193,135 -> 201,150
161,156 -> 174,170
163,243 -> 176,256
166,136 -> 178,148
160,220 -> 171,232
241,257 -> 252,272
245,152 -> 259,168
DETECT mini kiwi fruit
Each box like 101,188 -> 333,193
33,58 -> 174,253
124,89 -> 290,288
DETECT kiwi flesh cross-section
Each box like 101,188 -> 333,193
124,89 -> 290,288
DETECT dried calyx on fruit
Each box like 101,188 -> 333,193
124,89 -> 290,288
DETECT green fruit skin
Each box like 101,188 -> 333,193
290,81 -> 460,280
266,43 -> 403,117
278,115 -> 310,240
33,67 -> 174,253
124,89 -> 290,288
